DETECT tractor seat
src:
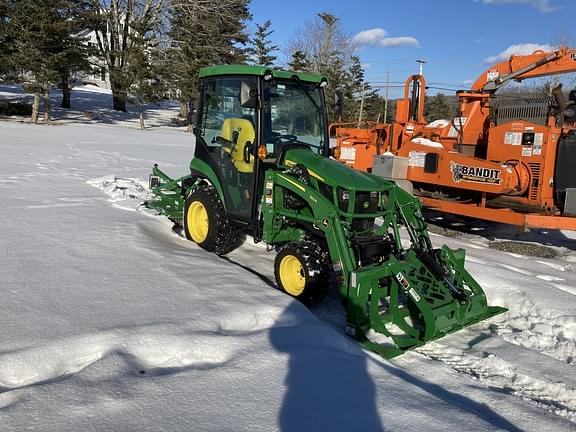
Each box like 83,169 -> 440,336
221,118 -> 255,173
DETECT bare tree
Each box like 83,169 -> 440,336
285,13 -> 355,74
285,13 -> 359,122
90,0 -> 166,112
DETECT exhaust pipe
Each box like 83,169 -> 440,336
552,84 -> 566,127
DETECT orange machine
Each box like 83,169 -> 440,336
333,46 -> 576,230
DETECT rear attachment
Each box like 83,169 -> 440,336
145,164 -> 187,221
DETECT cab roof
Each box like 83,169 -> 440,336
199,64 -> 327,84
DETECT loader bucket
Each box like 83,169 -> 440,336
345,246 -> 506,359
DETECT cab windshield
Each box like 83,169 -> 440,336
262,78 -> 327,156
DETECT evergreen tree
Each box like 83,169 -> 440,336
364,92 -> 389,123
287,50 -> 309,72
163,0 -> 251,127
424,93 -> 455,122
248,20 -> 277,66
0,0 -> 10,74
7,0 -> 91,122
57,1 -> 93,109
342,55 -> 366,122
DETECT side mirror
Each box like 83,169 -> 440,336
335,89 -> 343,118
240,81 -> 257,108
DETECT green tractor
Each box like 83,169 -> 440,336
146,65 -> 505,358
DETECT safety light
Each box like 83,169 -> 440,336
320,78 -> 328,88
258,144 -> 268,160
332,146 -> 341,159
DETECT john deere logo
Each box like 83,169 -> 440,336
450,162 -> 502,184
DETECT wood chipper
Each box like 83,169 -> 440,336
333,46 -> 576,231
146,65 -> 505,358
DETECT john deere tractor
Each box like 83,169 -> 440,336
146,65 -> 505,358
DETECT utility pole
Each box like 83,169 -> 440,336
383,70 -> 389,123
357,83 -> 366,127
417,59 -> 426,76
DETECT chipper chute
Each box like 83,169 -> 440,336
145,65 -> 506,358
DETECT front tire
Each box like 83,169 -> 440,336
183,185 -> 238,255
274,240 -> 330,304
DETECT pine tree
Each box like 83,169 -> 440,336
425,93 -> 455,122
162,0 -> 251,128
57,1 -> 93,109
0,0 -> 10,73
7,0 -> 91,122
287,50 -> 310,72
248,20 -> 278,66
342,55 -> 366,122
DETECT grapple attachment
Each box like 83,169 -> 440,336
347,247 -> 506,358
334,185 -> 507,358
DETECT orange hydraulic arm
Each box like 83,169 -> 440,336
472,46 -> 576,92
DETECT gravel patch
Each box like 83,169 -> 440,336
488,241 -> 557,258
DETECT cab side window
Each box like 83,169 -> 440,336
198,77 -> 257,147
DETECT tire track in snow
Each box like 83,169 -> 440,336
417,341 -> 576,422
416,298 -> 576,423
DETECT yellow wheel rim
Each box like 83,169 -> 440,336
187,201 -> 209,243
279,255 -> 306,296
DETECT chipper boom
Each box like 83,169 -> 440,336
146,65 -> 505,357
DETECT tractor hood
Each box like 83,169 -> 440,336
282,148 -> 385,191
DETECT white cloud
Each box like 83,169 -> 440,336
352,28 -> 419,48
475,0 -> 561,13
485,43 -> 554,63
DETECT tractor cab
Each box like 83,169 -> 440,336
193,65 -> 329,225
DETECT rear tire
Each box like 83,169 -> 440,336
274,240 -> 330,304
183,185 -> 238,255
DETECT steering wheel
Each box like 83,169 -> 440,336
269,134 -> 299,144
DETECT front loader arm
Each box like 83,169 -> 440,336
261,167 -> 506,358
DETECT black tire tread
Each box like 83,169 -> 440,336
184,185 -> 238,255
274,239 -> 330,304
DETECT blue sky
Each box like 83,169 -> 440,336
250,0 -> 575,97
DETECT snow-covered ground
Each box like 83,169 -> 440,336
1,86 -> 575,431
